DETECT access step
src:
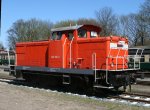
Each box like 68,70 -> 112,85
62,75 -> 71,85
93,84 -> 114,89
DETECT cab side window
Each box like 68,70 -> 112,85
51,32 -> 63,40
90,31 -> 98,38
57,32 -> 62,40
68,32 -> 74,40
78,29 -> 87,38
51,32 -> 57,40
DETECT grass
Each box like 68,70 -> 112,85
3,78 -> 150,110
37,87 -> 149,110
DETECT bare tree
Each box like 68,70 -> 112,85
7,18 -> 53,49
0,0 -> 1,31
120,14 -> 138,46
119,13 -> 148,46
0,42 -> 4,50
141,0 -> 150,23
139,0 -> 150,44
95,7 -> 119,36
119,0 -> 150,46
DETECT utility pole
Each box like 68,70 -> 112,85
0,0 -> 1,34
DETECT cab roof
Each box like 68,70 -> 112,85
51,24 -> 101,32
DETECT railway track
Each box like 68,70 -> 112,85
136,79 -> 150,85
108,92 -> 150,105
0,77 -> 150,107
123,92 -> 150,98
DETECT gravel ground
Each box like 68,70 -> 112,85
0,70 -> 150,110
131,84 -> 150,95
0,80 -> 150,110
0,81 -> 107,110
0,69 -> 15,79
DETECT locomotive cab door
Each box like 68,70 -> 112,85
49,31 -> 65,68
49,31 -> 75,68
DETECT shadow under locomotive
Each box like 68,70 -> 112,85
13,67 -> 139,93
6,75 -> 123,98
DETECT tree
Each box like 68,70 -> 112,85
139,0 -> 150,45
54,20 -> 76,28
0,42 -> 4,50
119,14 -> 138,46
77,18 -> 99,26
7,18 -> 53,49
0,0 -> 1,31
119,0 -> 150,46
140,0 -> 150,24
95,7 -> 119,36
54,18 -> 98,28
119,13 -> 149,46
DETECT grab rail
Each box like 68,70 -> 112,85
92,53 -> 97,82
106,48 -> 144,71
62,38 -> 67,68
69,37 -> 74,68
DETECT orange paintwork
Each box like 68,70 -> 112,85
16,25 -> 128,70
16,41 -> 49,67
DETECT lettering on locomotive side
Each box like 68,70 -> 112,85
51,56 -> 61,59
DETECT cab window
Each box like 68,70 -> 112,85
51,32 -> 63,40
51,32 -> 57,40
78,29 -> 87,38
68,32 -> 74,40
90,31 -> 98,38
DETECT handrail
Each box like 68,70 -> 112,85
123,49 -> 128,70
69,37 -> 74,68
104,47 -> 144,84
92,53 -> 97,82
105,48 -> 113,85
133,48 -> 144,69
62,38 -> 67,68
15,50 -> 17,66
116,48 -> 121,70
139,49 -> 144,69
3,50 -> 16,66
106,57 -> 109,84
106,47 -> 144,71
7,51 -> 10,68
134,49 -> 139,69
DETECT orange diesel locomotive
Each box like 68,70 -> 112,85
13,25 -> 141,90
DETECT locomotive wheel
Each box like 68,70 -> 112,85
22,73 -> 34,82
114,86 -> 119,91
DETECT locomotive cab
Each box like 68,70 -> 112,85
49,25 -> 101,69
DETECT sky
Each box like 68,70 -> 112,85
0,0 -> 145,48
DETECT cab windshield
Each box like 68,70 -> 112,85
51,31 -> 63,40
90,31 -> 98,38
78,29 -> 87,38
